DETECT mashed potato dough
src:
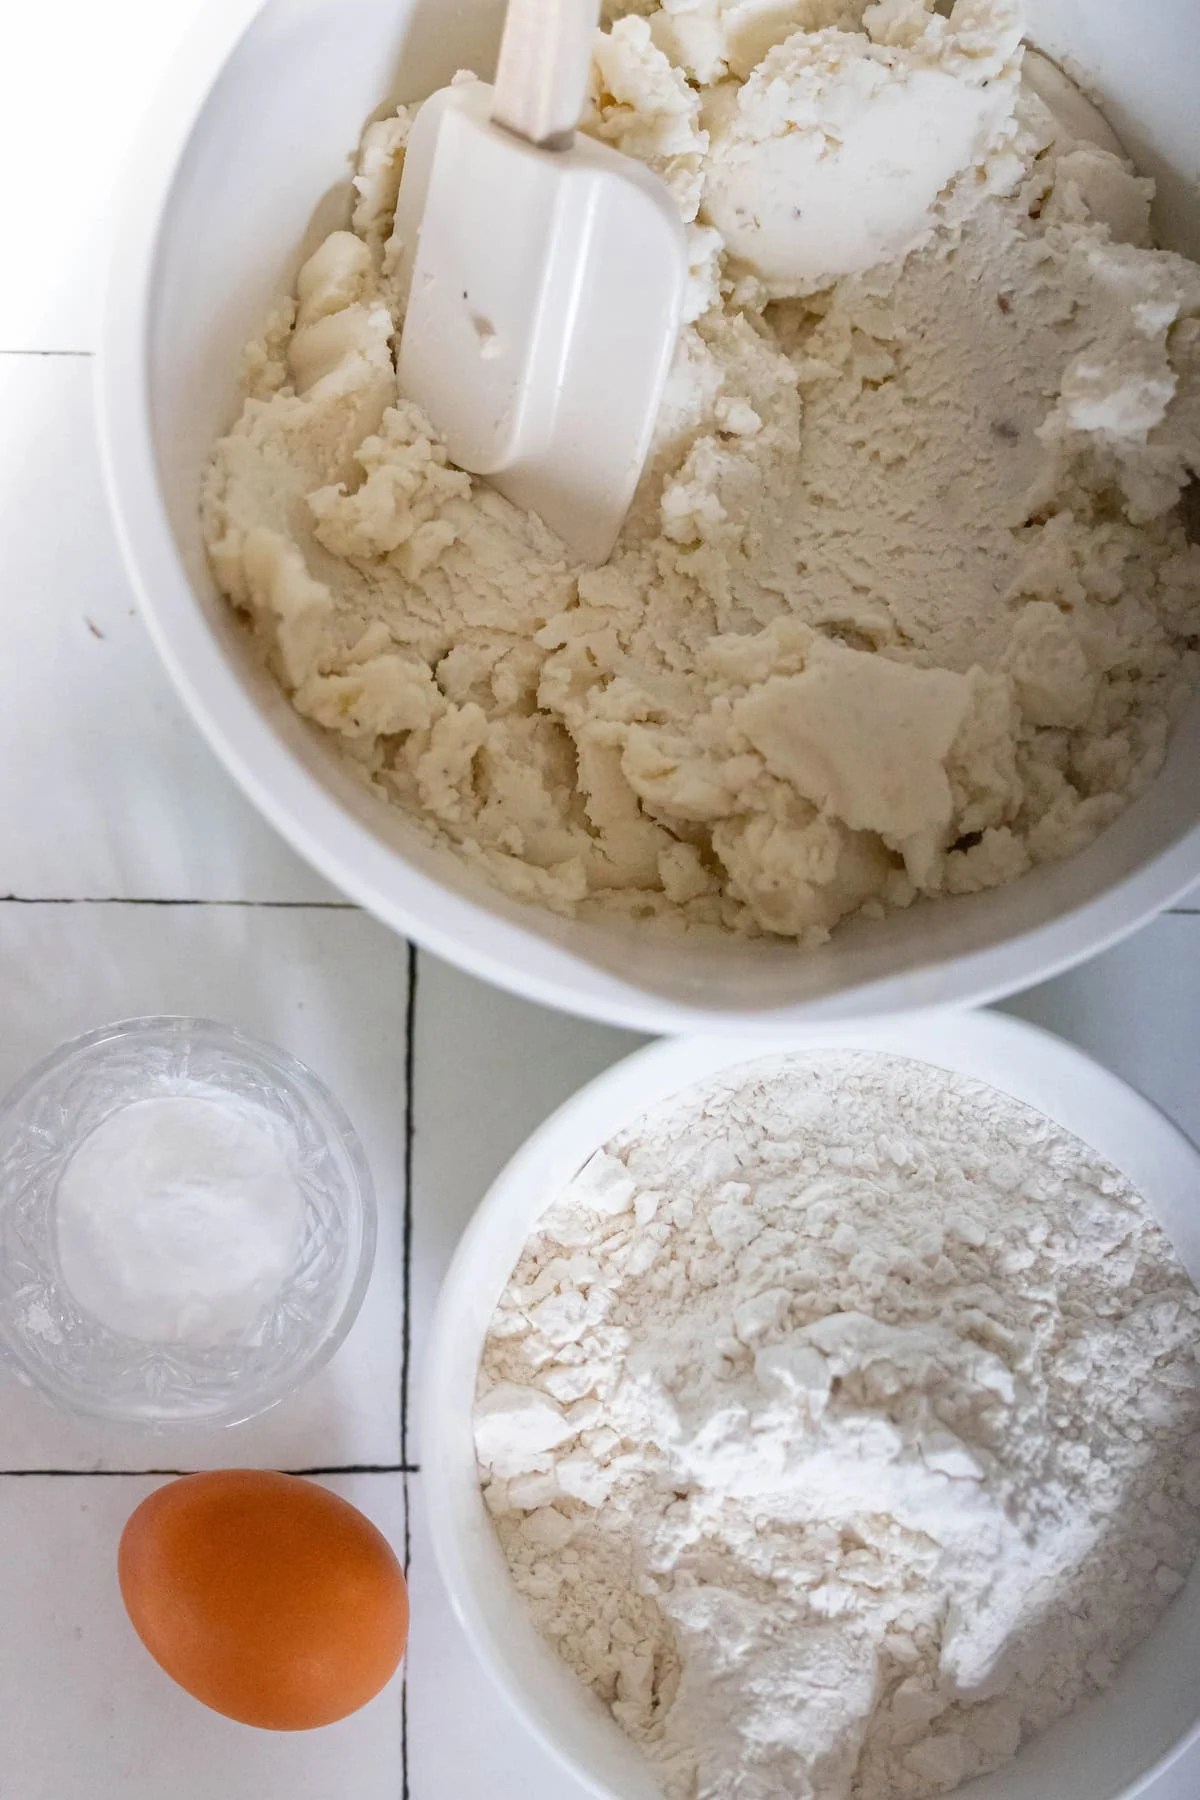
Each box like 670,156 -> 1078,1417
204,0 -> 1200,943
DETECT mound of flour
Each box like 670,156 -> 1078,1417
476,1054 -> 1200,1798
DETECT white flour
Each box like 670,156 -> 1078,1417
475,1054 -> 1200,1798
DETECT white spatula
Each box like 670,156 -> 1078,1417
393,0 -> 687,565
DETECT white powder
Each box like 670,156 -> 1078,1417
475,1053 -> 1200,1799
54,1094 -> 305,1345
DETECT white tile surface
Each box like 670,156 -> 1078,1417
1001,915 -> 1200,1146
0,1472 -> 404,1800
0,3 -> 206,352
407,951 -> 643,1463
0,357 -> 331,903
0,903 -> 408,1472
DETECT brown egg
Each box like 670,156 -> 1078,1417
118,1470 -> 409,1730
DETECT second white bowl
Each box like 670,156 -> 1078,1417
423,1014 -> 1200,1800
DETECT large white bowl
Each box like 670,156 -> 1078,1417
98,0 -> 1200,1034
423,1012 -> 1200,1799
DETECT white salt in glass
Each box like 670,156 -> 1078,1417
0,1017 -> 376,1426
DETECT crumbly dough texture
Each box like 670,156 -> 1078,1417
203,0 -> 1200,943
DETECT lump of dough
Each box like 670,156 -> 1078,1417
732,639 -> 979,876
588,15 -> 709,223
650,0 -> 851,86
296,651 -> 443,740
295,231 -> 374,327
700,0 -> 1024,293
1003,601 -> 1098,730
240,529 -> 335,689
307,401 -> 470,574
712,808 -> 892,937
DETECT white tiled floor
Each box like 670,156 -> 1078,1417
0,3 -> 207,352
1,3 -> 1198,1798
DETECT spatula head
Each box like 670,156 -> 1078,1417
394,81 -> 687,565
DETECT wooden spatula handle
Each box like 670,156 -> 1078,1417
492,0 -> 600,151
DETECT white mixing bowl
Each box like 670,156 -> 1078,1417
423,1013 -> 1200,1799
98,0 -> 1200,1033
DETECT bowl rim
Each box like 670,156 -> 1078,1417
0,1014 -> 378,1430
422,1011 -> 1200,1800
94,0 -> 1200,1036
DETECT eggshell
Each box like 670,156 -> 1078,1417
118,1470 -> 409,1729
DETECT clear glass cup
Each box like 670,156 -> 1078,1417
0,1017 -> 376,1428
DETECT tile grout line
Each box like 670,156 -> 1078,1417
0,1463 -> 421,1478
0,895 -> 355,912
399,941 -> 419,1800
399,942 -> 419,1507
